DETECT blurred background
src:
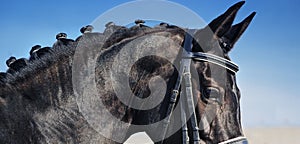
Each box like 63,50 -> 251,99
0,0 -> 299,143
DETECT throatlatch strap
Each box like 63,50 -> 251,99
182,29 -> 201,143
160,30 -> 197,143
180,95 -> 189,144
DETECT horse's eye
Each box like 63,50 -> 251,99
203,87 -> 220,100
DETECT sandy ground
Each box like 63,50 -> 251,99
244,127 -> 300,144
124,127 -> 300,144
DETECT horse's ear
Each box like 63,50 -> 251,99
220,12 -> 256,52
207,1 -> 245,37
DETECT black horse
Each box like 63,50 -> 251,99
0,1 -> 255,144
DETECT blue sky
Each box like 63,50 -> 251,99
0,0 -> 299,128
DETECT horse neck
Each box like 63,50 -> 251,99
2,44 -> 87,143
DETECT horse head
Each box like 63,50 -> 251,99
189,1 -> 255,143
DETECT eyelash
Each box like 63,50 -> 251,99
201,87 -> 221,103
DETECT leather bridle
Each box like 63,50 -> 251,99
160,30 -> 248,144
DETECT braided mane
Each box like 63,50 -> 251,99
0,23 -> 182,85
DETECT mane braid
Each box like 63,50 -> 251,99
5,43 -> 76,85
2,24 -> 184,90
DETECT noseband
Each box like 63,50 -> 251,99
160,30 -> 248,144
